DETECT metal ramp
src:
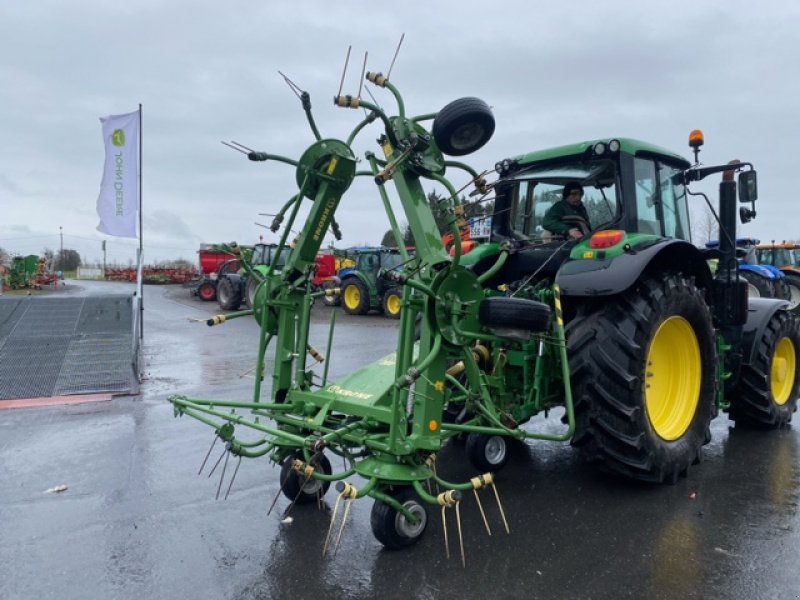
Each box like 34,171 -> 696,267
0,295 -> 139,401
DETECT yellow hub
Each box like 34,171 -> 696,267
385,294 -> 401,316
771,337 -> 796,406
344,285 -> 361,310
645,316 -> 702,441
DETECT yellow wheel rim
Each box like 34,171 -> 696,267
645,316 -> 702,441
386,294 -> 401,316
772,337 -> 796,406
344,285 -> 361,310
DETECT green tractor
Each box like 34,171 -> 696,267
339,246 -> 408,318
168,61 -> 799,554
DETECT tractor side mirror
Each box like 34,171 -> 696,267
739,170 -> 758,203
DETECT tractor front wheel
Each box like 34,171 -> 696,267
382,287 -> 402,319
342,279 -> 369,315
370,487 -> 428,550
729,310 -> 800,428
279,452 -> 332,504
568,273 -> 717,483
197,281 -> 216,301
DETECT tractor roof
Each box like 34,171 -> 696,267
513,138 -> 690,168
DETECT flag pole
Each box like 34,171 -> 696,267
138,103 -> 144,340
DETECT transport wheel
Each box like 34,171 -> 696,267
322,281 -> 340,307
279,452 -> 332,504
729,310 -> 800,428
198,281 -> 216,301
740,270 -> 774,298
217,277 -> 242,310
382,287 -> 402,319
370,487 -> 428,550
342,279 -> 369,315
568,273 -> 717,483
465,433 -> 510,472
432,97 -> 495,156
783,274 -> 800,314
478,296 -> 551,333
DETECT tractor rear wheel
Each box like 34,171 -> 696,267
729,310 -> 800,428
568,273 -> 717,483
370,487 -> 428,550
783,274 -> 800,313
382,287 -> 402,319
217,277 -> 242,310
279,452 -> 332,504
342,279 -> 369,315
740,270 -> 775,298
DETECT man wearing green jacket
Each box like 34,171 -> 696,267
543,181 -> 590,240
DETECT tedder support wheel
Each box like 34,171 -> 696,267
342,279 -> 370,315
432,97 -> 495,157
740,270 -> 775,299
782,274 -> 800,314
729,310 -> 800,428
279,452 -> 332,504
198,281 -> 216,302
382,287 -> 402,319
217,277 -> 242,310
568,273 -> 717,483
465,433 -> 510,472
370,487 -> 428,550
478,296 -> 551,333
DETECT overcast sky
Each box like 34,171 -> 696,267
1,1 -> 798,267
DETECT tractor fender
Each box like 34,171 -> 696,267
340,271 -> 371,289
740,297 -> 791,366
555,239 -> 713,297
740,263 -> 781,280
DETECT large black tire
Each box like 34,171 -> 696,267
740,270 -> 775,299
568,273 -> 718,483
782,274 -> 800,313
382,287 -> 402,319
728,310 -> 800,428
217,277 -> 242,310
478,296 -> 551,332
465,433 -> 510,472
245,277 -> 260,309
432,97 -> 495,157
341,279 -> 370,315
279,452 -> 332,504
370,487 -> 428,550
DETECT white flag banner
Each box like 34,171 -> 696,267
96,110 -> 139,238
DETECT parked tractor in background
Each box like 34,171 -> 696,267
192,245 -> 238,302
338,246 -> 409,318
704,237 -> 789,300
169,61 -> 799,555
217,243 -> 285,310
757,241 -> 800,312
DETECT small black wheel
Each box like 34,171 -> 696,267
432,97 -> 495,156
370,487 -> 428,550
740,270 -> 775,298
279,452 -> 332,504
465,433 -> 510,472
217,277 -> 242,310
382,287 -> 402,319
478,296 -> 551,333
342,279 -> 370,315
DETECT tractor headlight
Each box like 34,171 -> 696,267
593,142 -> 607,156
608,139 -> 621,153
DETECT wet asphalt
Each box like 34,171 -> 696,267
1,281 -> 799,600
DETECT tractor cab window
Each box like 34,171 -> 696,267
381,253 -> 404,271
359,254 -> 379,273
509,160 -> 619,241
634,158 -> 691,241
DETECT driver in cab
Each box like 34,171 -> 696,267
542,181 -> 589,240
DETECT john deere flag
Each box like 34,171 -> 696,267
96,110 -> 139,238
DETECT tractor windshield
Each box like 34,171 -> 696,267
633,159 -> 691,240
507,160 -> 619,241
